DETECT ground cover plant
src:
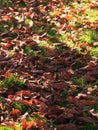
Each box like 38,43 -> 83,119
0,0 -> 98,129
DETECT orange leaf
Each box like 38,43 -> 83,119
80,99 -> 97,105
8,95 -> 14,99
96,92 -> 98,96
21,118 -> 36,130
21,118 -> 27,130
80,42 -> 88,47
26,121 -> 36,130
32,99 -> 40,105
19,100 -> 31,106
66,96 -> 78,102
16,90 -> 31,97
10,109 -> 21,116
2,43 -> 12,50
4,72 -> 12,78
65,15 -> 73,20
2,15 -> 11,21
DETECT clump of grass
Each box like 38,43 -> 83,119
15,123 -> 22,130
0,124 -> 22,130
24,46 -> 34,55
27,114 -> 44,122
0,126 -> 14,130
0,0 -> 12,8
0,97 -> 5,103
72,61 -> 83,70
24,45 -> 43,57
78,29 -> 97,44
79,123 -> 98,130
2,73 -> 26,89
71,77 -> 86,87
60,88 -> 68,98
11,102 -> 28,114
86,9 -> 98,22
89,47 -> 98,58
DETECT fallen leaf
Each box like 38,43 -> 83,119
10,109 -> 21,116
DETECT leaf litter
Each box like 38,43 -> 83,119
0,0 -> 98,129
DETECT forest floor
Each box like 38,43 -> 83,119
0,0 -> 98,130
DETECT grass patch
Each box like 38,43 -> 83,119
78,29 -> 98,44
0,0 -> 12,8
89,47 -> 98,58
86,9 -> 98,22
79,123 -> 98,130
0,126 -> 14,130
24,45 -> 46,57
0,73 -> 26,89
11,102 -> 28,114
0,97 -> 5,103
60,89 -> 68,98
72,61 -> 83,70
71,77 -> 86,87
0,123 -> 22,130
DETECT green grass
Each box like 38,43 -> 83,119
0,123 -> 22,130
78,29 -> 98,44
11,102 -> 28,114
24,45 -> 44,57
86,9 -> 98,22
71,77 -> 86,87
89,47 -> 98,58
0,73 -> 26,89
79,123 -> 98,130
60,89 -> 68,98
72,61 -> 83,70
0,97 -> 5,103
0,0 -> 12,8
32,24 -> 45,34
0,126 -> 14,130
